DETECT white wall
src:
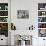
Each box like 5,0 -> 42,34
0,0 -> 8,3
11,0 -> 46,46
11,0 -> 38,30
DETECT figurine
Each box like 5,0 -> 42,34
11,23 -> 16,30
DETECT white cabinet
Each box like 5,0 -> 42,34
0,35 -> 8,45
0,0 -> 8,45
0,0 -> 11,45
38,37 -> 46,46
38,3 -> 46,46
38,3 -> 46,37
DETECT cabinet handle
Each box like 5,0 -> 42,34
1,39 -> 3,40
43,39 -> 45,40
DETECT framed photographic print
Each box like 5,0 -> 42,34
17,10 -> 29,19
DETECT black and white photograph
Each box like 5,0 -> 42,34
17,10 -> 29,19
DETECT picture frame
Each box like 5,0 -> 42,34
17,10 -> 29,19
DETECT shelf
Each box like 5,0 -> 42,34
38,22 -> 46,23
38,16 -> 46,17
0,10 -> 8,11
0,16 -> 8,17
38,10 -> 46,11
38,28 -> 46,29
0,22 -> 8,23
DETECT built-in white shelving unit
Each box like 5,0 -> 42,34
0,1 -> 9,45
38,3 -> 46,37
0,3 -> 8,37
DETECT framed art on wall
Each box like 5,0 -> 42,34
17,10 -> 29,19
